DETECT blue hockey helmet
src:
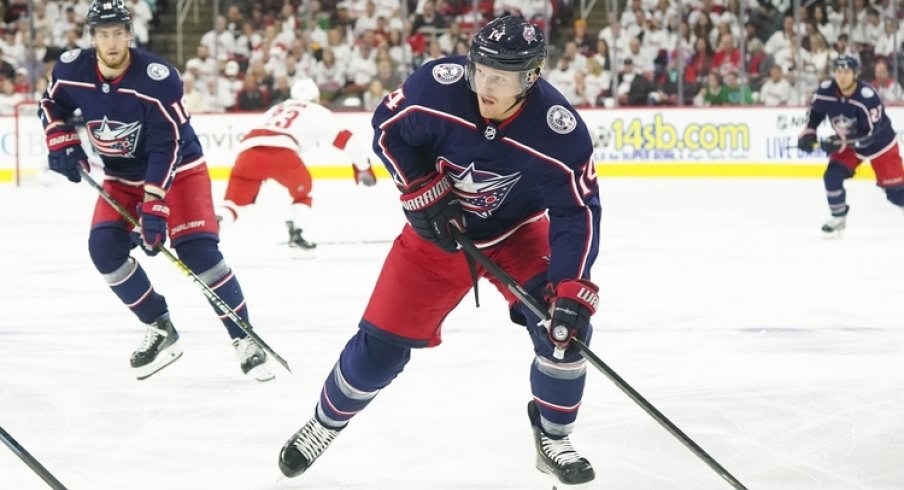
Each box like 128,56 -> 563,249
467,16 -> 546,97
833,55 -> 859,73
87,0 -> 132,34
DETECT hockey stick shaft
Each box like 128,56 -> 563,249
0,425 -> 68,490
77,168 -> 291,374
452,230 -> 748,490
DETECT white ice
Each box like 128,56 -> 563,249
1,176 -> 903,490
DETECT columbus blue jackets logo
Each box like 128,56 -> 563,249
830,115 -> 856,137
87,117 -> 142,158
439,157 -> 521,218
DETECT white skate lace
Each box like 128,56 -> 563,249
293,418 -> 340,463
540,435 -> 584,466
234,337 -> 261,361
136,325 -> 164,353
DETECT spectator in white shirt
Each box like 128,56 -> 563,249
313,48 -> 347,100
233,23 -> 262,64
0,78 -> 25,115
346,40 -> 378,93
874,17 -> 898,60
219,60 -> 243,108
200,15 -> 236,60
327,27 -> 353,70
185,44 -> 219,83
871,59 -> 903,104
624,36 -> 654,74
354,1 -> 380,37
860,7 -> 882,50
546,56 -> 582,105
562,41 -> 588,74
758,65 -> 794,105
813,5 -> 837,45
363,79 -> 388,110
128,0 -> 153,48
51,6 -> 79,47
765,15 -> 794,56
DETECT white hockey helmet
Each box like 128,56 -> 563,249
290,78 -> 320,102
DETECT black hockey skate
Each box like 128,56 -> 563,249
286,221 -> 317,249
279,415 -> 343,477
528,400 -> 595,485
130,314 -> 183,380
232,336 -> 275,382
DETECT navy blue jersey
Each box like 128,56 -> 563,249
39,48 -> 202,193
372,56 -> 601,284
806,79 -> 897,159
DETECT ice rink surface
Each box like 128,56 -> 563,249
1,176 -> 903,490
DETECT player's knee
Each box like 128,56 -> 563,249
884,185 -> 904,206
88,226 -> 132,273
175,237 -> 224,273
340,330 -> 411,390
824,162 -> 851,189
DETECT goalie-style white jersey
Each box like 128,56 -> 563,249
238,99 -> 372,171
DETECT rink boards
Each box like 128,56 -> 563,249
3,105 -> 894,183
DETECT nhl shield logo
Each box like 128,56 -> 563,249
432,63 -> 464,85
547,105 -> 577,134
523,26 -> 538,44
87,117 -> 142,158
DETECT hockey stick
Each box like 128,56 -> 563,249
0,425 -> 68,490
77,167 -> 291,374
451,230 -> 749,490
276,239 -> 394,246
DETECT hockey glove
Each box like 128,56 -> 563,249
820,135 -> 847,154
138,197 -> 170,256
797,133 -> 818,153
46,126 -> 89,183
354,162 -> 377,187
400,172 -> 464,253
547,279 -> 599,356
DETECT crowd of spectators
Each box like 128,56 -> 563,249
178,0 -> 570,113
548,0 -> 904,107
4,0 -> 904,114
0,0 -> 158,115
179,0 -> 904,111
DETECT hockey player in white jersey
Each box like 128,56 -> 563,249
219,78 -> 377,250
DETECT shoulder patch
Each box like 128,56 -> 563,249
547,105 -> 577,134
819,80 -> 832,89
432,63 -> 465,85
60,49 -> 81,63
147,63 -> 171,81
861,86 -> 876,98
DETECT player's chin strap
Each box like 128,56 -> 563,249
501,70 -> 540,115
450,228 -> 750,490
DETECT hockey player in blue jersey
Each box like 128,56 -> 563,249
797,55 -> 904,236
279,16 -> 601,485
39,0 -> 273,381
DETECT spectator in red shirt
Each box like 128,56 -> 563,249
712,31 -> 742,76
